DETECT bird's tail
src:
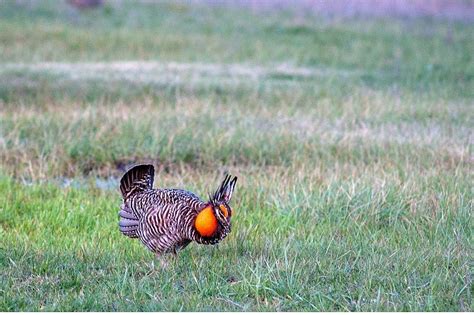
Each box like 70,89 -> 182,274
119,164 -> 155,199
118,164 -> 155,238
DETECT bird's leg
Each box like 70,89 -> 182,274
170,249 -> 179,265
152,239 -> 182,268
155,253 -> 170,268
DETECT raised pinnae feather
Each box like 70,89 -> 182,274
212,174 -> 237,204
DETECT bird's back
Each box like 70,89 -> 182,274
127,188 -> 204,219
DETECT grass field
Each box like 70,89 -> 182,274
0,0 -> 473,311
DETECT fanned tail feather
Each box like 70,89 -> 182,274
118,164 -> 155,238
120,164 -> 155,199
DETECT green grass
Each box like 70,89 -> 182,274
1,172 -> 471,311
0,0 -> 473,311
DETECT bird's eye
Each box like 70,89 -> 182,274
219,204 -> 229,218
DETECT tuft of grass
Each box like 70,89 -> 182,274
0,0 -> 472,311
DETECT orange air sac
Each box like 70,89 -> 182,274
195,206 -> 217,237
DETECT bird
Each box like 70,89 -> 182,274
118,164 -> 237,260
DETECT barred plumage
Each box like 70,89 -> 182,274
118,164 -> 237,256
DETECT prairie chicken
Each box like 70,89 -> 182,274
118,164 -> 237,257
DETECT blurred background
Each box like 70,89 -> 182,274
1,0 -> 472,179
0,0 -> 472,311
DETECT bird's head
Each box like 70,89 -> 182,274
195,174 -> 237,240
210,174 -> 237,224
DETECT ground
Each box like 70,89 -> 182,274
0,0 -> 473,311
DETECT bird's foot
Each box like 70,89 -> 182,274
155,254 -> 173,269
